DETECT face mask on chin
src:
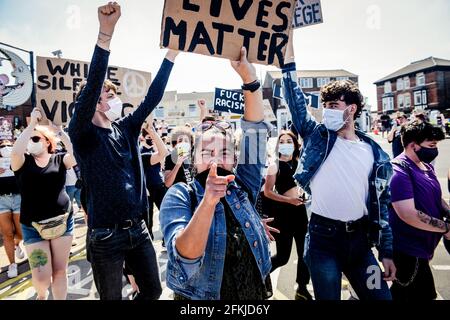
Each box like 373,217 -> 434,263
103,97 -> 123,122
27,141 -> 45,156
322,105 -> 353,132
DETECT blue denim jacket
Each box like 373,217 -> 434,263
159,118 -> 271,300
282,63 -> 393,260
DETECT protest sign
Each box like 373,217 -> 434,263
36,56 -> 152,125
292,0 -> 323,29
214,88 -> 245,115
160,0 -> 296,67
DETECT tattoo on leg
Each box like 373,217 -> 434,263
29,249 -> 48,269
417,210 -> 447,231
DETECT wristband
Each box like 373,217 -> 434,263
241,80 -> 261,93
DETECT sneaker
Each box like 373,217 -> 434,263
7,263 -> 18,279
295,287 -> 313,301
15,245 -> 25,260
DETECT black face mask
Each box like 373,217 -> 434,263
195,166 -> 234,188
415,146 -> 439,164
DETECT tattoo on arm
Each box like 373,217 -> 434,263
417,210 -> 448,232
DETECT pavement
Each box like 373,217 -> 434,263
0,133 -> 449,300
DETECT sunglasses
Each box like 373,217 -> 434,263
31,136 -> 43,143
197,121 -> 232,133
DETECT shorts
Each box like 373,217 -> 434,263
0,194 -> 21,214
21,214 -> 74,246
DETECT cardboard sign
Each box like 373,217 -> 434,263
272,81 -> 320,108
160,0 -> 297,67
214,88 -> 245,114
292,0 -> 323,29
36,56 -> 152,125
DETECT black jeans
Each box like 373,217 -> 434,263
390,250 -> 437,301
270,203 -> 310,289
146,184 -> 167,239
86,219 -> 162,300
304,214 -> 391,300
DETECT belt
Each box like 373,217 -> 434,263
311,213 -> 368,233
95,217 -> 143,230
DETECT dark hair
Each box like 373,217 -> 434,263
401,120 -> 445,148
320,80 -> 364,120
277,130 -> 301,161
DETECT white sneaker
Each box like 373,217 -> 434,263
15,245 -> 25,260
7,263 -> 18,278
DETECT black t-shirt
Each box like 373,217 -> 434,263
391,129 -> 404,158
164,153 -> 192,185
0,176 -> 20,195
14,154 -> 70,226
141,146 -> 164,187
275,160 -> 298,195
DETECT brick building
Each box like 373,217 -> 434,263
374,57 -> 450,115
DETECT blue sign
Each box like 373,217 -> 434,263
214,88 -> 245,115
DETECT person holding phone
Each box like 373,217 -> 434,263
264,130 -> 311,300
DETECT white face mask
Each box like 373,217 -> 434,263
27,141 -> 45,156
322,105 -> 353,132
279,143 -> 295,156
104,97 -> 123,122
0,146 -> 12,158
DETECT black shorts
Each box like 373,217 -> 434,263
390,251 -> 437,301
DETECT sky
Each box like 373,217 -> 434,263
1,0 -> 450,111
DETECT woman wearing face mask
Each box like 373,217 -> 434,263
163,126 -> 194,188
159,47 -> 277,300
264,131 -> 312,300
0,139 -> 24,279
389,121 -> 449,301
10,108 -> 77,300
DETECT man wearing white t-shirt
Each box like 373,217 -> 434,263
280,32 -> 396,300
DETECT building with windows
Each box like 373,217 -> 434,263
374,57 -> 450,115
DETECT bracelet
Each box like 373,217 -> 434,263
241,80 -> 261,93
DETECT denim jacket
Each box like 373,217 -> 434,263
159,118 -> 271,300
282,63 -> 393,260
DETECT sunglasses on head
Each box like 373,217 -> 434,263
197,121 -> 232,133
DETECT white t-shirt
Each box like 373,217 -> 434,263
310,137 -> 374,222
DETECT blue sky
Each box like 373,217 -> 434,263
1,0 -> 450,110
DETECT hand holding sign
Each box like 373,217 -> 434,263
204,163 -> 235,207
98,2 -> 121,36
30,108 -> 42,127
230,47 -> 257,84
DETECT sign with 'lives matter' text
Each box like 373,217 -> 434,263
160,0 -> 297,67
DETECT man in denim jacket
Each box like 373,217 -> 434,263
160,48 -> 274,300
281,32 -> 396,300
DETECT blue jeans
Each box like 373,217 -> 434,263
86,219 -> 162,300
66,186 -> 81,211
304,214 -> 392,300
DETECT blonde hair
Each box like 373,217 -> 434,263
34,126 -> 59,154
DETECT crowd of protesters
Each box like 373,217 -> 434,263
0,2 -> 449,302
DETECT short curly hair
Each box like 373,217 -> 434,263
320,80 -> 364,120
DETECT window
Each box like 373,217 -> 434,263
188,104 -> 198,117
396,78 -> 404,91
416,73 -> 425,86
155,106 -> 164,118
414,91 -> 422,105
397,94 -> 404,109
384,81 -> 392,93
404,77 -> 410,89
336,76 -> 349,81
299,78 -> 313,88
382,97 -> 394,112
404,93 -> 411,108
317,77 -> 331,87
